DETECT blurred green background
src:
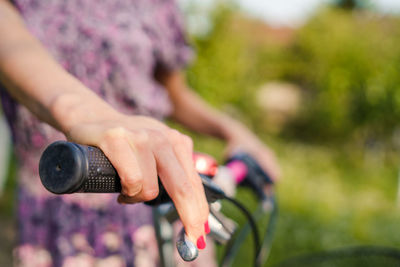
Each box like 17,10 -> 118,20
180,1 -> 400,266
1,0 -> 400,266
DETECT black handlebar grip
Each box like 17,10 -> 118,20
39,141 -> 122,194
40,141 -> 175,205
39,141 -> 224,205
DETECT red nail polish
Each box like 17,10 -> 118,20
204,221 -> 210,234
196,236 -> 206,250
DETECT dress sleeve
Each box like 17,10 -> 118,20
153,1 -> 195,71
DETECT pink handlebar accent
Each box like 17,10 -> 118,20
226,160 -> 248,184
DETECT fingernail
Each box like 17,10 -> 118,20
204,221 -> 210,234
196,236 -> 206,250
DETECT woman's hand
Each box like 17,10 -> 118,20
0,2 -> 208,249
224,124 -> 281,182
65,112 -> 209,247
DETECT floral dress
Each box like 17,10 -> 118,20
0,0 -> 194,266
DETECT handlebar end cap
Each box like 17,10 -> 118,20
39,141 -> 86,194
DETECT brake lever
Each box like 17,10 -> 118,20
209,205 -> 236,244
156,177 -> 228,262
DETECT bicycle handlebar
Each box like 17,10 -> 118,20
39,141 -> 121,194
38,140 -> 275,266
39,141 -> 225,206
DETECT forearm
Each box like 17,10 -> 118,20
172,89 -> 240,139
163,71 -> 281,180
162,71 -> 247,141
0,1 -> 117,134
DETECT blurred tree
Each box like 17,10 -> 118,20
333,0 -> 371,10
187,5 -> 400,147
335,0 -> 357,9
281,8 -> 400,145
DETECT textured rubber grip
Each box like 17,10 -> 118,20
82,145 -> 122,193
39,141 -> 225,206
39,141 -> 173,206
39,141 -> 120,193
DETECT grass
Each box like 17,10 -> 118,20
269,141 -> 400,266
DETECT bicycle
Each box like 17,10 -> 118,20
38,141 -> 278,267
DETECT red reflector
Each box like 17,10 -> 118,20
193,153 -> 218,177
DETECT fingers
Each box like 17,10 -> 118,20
67,114 -> 210,250
125,131 -> 159,202
99,128 -> 143,196
93,124 -> 209,247
167,131 -> 209,230
116,144 -> 158,203
98,128 -> 159,203
151,130 -> 209,245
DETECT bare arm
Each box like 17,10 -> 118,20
162,71 -> 281,180
0,0 -> 119,132
0,0 -> 209,245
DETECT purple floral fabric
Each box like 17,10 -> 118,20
0,0 -> 193,266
